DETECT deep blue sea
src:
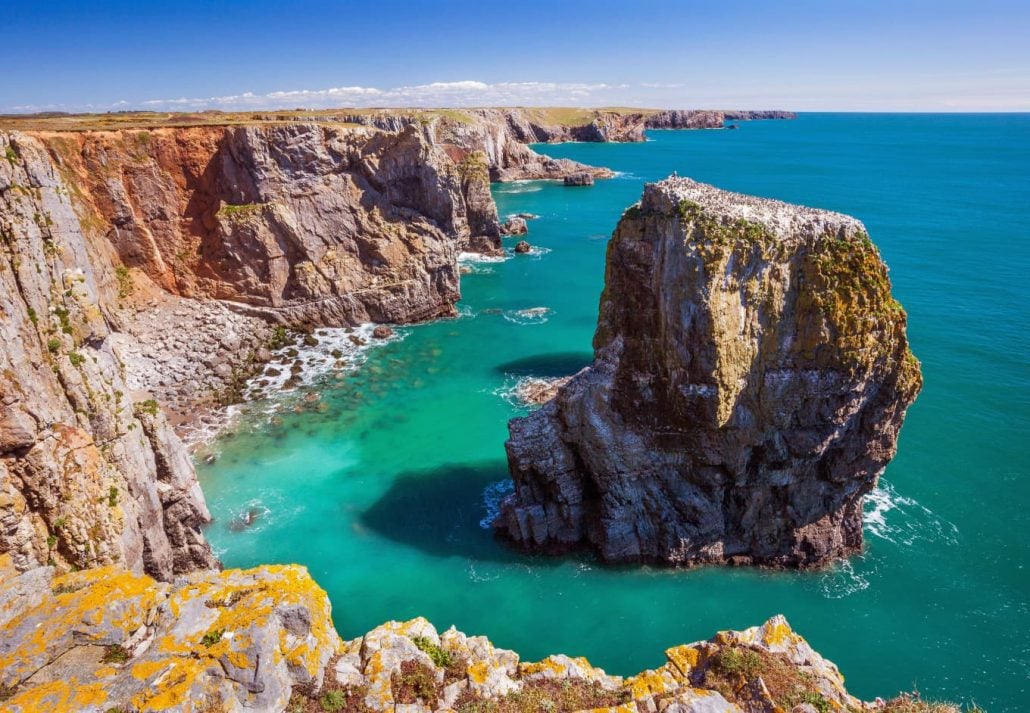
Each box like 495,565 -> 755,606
199,114 -> 1030,711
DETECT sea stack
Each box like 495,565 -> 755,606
498,177 -> 922,567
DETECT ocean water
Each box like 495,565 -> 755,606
198,114 -> 1030,711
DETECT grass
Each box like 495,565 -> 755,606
286,656 -> 372,713
0,106 -> 665,133
455,678 -> 628,713
702,645 -> 832,712
114,265 -> 133,299
101,645 -> 130,664
136,399 -> 159,417
201,629 -> 224,647
391,659 -> 438,708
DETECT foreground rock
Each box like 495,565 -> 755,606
0,562 -> 949,712
500,177 -> 922,567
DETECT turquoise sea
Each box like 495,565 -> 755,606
198,114 -> 1030,711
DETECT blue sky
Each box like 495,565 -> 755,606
2,0 -> 1028,113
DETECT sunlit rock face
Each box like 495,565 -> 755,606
0,562 -> 892,713
500,177 -> 922,568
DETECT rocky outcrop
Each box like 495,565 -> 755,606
0,119 -> 512,579
0,561 -> 946,712
0,133 -> 216,579
499,177 -> 922,567
724,110 -> 797,121
564,172 -> 595,186
42,122 -> 498,327
499,216 -> 528,236
645,110 -> 727,129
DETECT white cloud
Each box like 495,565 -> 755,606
100,80 -> 633,113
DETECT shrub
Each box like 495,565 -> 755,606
201,629 -> 224,647
47,337 -> 61,354
68,351 -> 85,367
101,645 -> 130,664
319,691 -> 347,712
412,635 -> 452,668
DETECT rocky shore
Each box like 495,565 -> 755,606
0,561 -> 955,712
499,177 -> 922,567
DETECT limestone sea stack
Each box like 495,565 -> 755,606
498,177 -> 922,567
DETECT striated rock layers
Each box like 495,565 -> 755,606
500,177 -> 922,567
0,120 -> 507,580
0,561 -> 936,712
0,133 -> 216,578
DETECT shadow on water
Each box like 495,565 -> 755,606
494,351 -> 594,378
360,460 -> 592,569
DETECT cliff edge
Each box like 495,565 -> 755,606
0,561 -> 949,712
499,177 -> 922,567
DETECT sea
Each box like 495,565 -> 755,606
197,114 -> 1030,711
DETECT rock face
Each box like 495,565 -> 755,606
0,119 -> 514,579
0,563 -> 338,713
499,177 -> 922,567
645,110 -> 728,129
499,216 -> 528,236
42,122 -> 497,327
564,172 -> 595,187
0,562 -> 929,712
0,133 -> 216,579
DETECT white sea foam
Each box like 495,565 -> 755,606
493,374 -> 568,410
502,307 -> 551,325
863,482 -> 959,546
817,558 -> 872,599
459,251 -> 510,264
182,324 -> 404,451
479,480 -> 514,529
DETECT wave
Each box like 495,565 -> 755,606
459,251 -> 510,264
493,374 -> 569,410
863,482 -> 959,547
502,307 -> 551,325
817,558 -> 873,600
479,479 -> 514,529
183,324 -> 404,451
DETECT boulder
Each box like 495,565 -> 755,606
564,172 -> 595,186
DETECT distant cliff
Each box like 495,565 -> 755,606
500,177 -> 921,567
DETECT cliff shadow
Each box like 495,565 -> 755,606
493,351 -> 594,378
360,460 -> 583,567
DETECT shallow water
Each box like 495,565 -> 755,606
199,114 -> 1030,711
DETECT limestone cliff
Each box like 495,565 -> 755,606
499,177 -> 922,567
0,120 -> 508,581
0,561 -> 950,712
0,133 -> 216,579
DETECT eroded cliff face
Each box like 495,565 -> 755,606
0,120 -> 510,580
43,122 -> 497,326
500,177 -> 922,567
0,133 -> 216,578
0,561 -> 933,713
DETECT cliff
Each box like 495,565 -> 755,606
0,133 -> 216,578
0,561 -> 952,713
499,177 -> 922,567
0,119 -> 509,581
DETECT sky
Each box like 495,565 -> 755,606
1,0 -> 1028,113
